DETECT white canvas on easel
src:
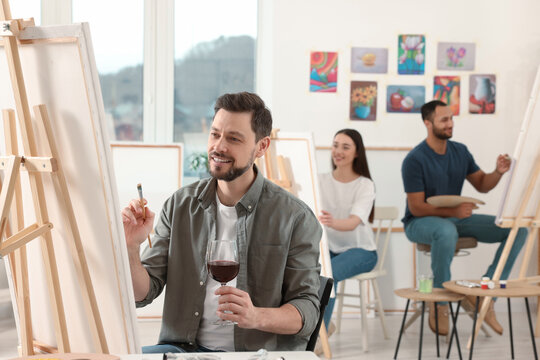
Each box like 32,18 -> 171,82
0,23 -> 139,353
110,142 -> 183,318
496,65 -> 540,227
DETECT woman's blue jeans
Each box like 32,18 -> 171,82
405,214 -> 527,289
323,248 -> 378,329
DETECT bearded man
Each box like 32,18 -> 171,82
122,92 -> 322,353
401,100 -> 527,336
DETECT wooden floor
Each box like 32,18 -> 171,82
1,310 -> 539,359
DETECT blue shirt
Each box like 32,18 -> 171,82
401,140 -> 480,226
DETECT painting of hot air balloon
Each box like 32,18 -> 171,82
310,51 -> 338,92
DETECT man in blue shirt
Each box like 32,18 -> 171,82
401,100 -> 527,336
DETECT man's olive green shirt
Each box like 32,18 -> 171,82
136,168 -> 322,351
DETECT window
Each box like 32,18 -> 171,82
73,0 -> 144,141
174,0 -> 257,181
10,0 -> 41,24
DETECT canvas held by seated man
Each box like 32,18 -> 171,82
401,100 -> 527,336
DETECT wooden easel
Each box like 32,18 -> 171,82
0,0 -> 108,355
257,129 -> 293,193
468,109 -> 540,346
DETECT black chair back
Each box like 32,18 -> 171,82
306,276 -> 334,351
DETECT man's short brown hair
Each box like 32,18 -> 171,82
214,92 -> 272,142
421,100 -> 447,122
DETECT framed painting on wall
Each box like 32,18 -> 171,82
469,74 -> 496,114
386,85 -> 425,113
350,81 -> 377,121
351,47 -> 388,74
310,51 -> 338,92
434,76 -> 461,115
398,35 -> 425,75
437,42 -> 475,71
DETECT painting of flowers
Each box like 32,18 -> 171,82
437,42 -> 475,71
386,85 -> 425,113
310,51 -> 338,92
398,35 -> 425,75
351,47 -> 388,74
434,76 -> 460,115
350,81 -> 377,121
469,74 -> 496,114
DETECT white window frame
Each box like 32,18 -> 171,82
41,0 -> 257,144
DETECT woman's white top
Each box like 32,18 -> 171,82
318,173 -> 376,253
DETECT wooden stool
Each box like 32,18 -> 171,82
444,280 -> 540,360
416,236 -> 478,256
407,237 -> 491,338
394,288 -> 465,360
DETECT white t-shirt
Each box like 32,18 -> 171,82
318,173 -> 376,253
196,195 -> 238,351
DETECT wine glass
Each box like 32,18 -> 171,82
207,239 -> 239,325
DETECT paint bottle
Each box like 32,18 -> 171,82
500,280 -> 507,289
481,277 -> 489,290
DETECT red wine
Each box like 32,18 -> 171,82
208,260 -> 239,284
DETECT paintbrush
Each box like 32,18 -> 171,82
137,183 -> 152,248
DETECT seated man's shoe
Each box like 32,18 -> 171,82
465,295 -> 503,335
428,302 -> 449,335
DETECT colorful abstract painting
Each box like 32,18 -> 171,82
437,42 -> 475,71
398,35 -> 425,75
434,76 -> 461,115
469,74 -> 496,114
310,51 -> 338,92
350,81 -> 377,121
351,47 -> 388,74
386,85 -> 425,113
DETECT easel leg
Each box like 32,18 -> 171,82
3,109 -> 34,355
319,320 -> 332,358
35,104 -> 109,353
1,5 -> 71,351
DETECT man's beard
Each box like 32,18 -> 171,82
433,126 -> 452,140
209,150 -> 255,182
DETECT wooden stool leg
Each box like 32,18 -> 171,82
335,282 -> 345,334
372,279 -> 389,339
525,298 -> 538,360
360,280 -> 368,352
508,298 -> 514,359
394,299 -> 410,359
419,301 -> 425,360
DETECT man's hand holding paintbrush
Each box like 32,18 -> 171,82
121,184 -> 155,250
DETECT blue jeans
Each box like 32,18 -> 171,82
405,214 -> 527,288
142,343 -> 218,353
323,248 -> 378,329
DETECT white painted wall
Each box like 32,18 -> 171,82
257,0 -> 540,312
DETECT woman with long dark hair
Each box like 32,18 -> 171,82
318,129 -> 377,335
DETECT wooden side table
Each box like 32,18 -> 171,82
444,280 -> 540,360
394,288 -> 465,360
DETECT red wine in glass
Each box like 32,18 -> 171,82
207,239 -> 239,325
208,260 -> 240,284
